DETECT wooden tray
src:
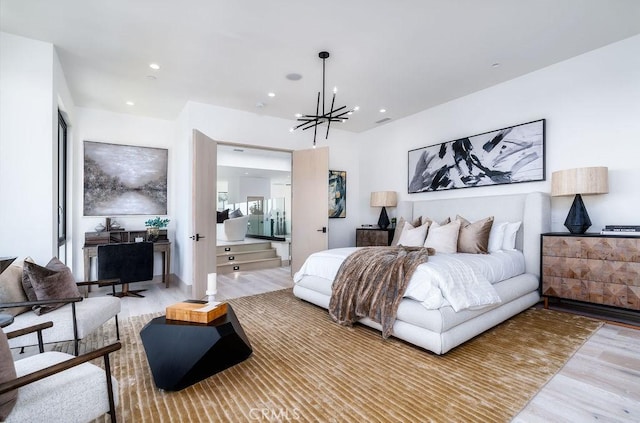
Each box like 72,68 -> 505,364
166,300 -> 228,324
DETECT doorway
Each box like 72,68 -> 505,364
216,144 -> 292,268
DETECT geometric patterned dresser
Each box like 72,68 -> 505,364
541,233 -> 640,311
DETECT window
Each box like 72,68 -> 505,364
57,111 -> 67,249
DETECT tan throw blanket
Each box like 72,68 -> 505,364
329,246 -> 434,338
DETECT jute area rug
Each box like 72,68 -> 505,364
79,289 -> 601,422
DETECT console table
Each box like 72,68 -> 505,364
83,230 -> 171,287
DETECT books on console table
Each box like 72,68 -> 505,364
600,230 -> 640,236
604,225 -> 640,230
166,300 -> 228,323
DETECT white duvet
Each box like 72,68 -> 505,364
294,248 -> 526,312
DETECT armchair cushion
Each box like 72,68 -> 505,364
6,296 -> 120,350
0,332 -> 17,420
0,259 -> 30,316
22,259 -> 81,315
8,351 -> 119,423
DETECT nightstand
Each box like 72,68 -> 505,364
541,232 -> 640,320
356,227 -> 395,247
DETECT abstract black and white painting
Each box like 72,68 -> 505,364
84,141 -> 168,216
408,119 -> 545,193
328,170 -> 346,218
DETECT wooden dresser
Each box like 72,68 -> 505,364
541,233 -> 640,312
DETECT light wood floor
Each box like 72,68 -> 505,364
86,266 -> 294,319
51,268 -> 640,420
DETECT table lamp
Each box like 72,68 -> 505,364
551,166 -> 608,234
370,191 -> 397,229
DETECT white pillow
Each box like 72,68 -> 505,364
488,221 -> 508,252
502,221 -> 522,250
397,221 -> 430,247
424,220 -> 461,253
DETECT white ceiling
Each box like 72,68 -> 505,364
217,144 -> 291,186
2,0 -> 639,133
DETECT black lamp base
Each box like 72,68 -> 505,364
378,207 -> 390,229
564,194 -> 592,234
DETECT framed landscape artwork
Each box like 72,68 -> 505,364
83,141 -> 168,216
408,119 -> 545,193
328,170 -> 346,218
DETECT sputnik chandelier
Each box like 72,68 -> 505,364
292,51 -> 357,147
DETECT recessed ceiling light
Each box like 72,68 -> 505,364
379,108 -> 386,113
126,101 -> 135,106
491,63 -> 501,68
286,73 -> 302,81
268,92 -> 275,97
149,63 -> 160,70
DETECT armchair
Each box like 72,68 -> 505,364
217,215 -> 249,241
0,322 -> 120,422
0,279 -> 121,356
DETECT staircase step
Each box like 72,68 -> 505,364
216,242 -> 271,254
217,249 -> 277,262
216,257 -> 282,274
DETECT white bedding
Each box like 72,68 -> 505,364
294,248 -> 526,312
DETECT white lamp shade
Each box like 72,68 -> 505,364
370,191 -> 397,207
551,166 -> 608,197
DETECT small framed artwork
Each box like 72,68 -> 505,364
329,170 -> 346,218
408,119 -> 545,193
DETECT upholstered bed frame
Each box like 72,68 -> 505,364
293,191 -> 551,354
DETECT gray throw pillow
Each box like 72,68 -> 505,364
0,330 -> 17,420
23,258 -> 81,315
0,260 -> 30,316
229,208 -> 244,218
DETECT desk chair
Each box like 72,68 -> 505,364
97,242 -> 154,298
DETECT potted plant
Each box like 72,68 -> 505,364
145,217 -> 170,242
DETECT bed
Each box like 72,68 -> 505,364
293,191 -> 550,354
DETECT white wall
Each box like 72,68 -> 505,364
71,108 -> 177,278
357,35 -> 640,232
0,33 -> 57,263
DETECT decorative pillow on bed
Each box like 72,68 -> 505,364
390,216 -> 421,246
423,219 -> 461,253
456,215 -> 494,254
488,221 -> 508,252
421,216 -> 451,227
396,220 -> 430,247
502,221 -> 522,250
